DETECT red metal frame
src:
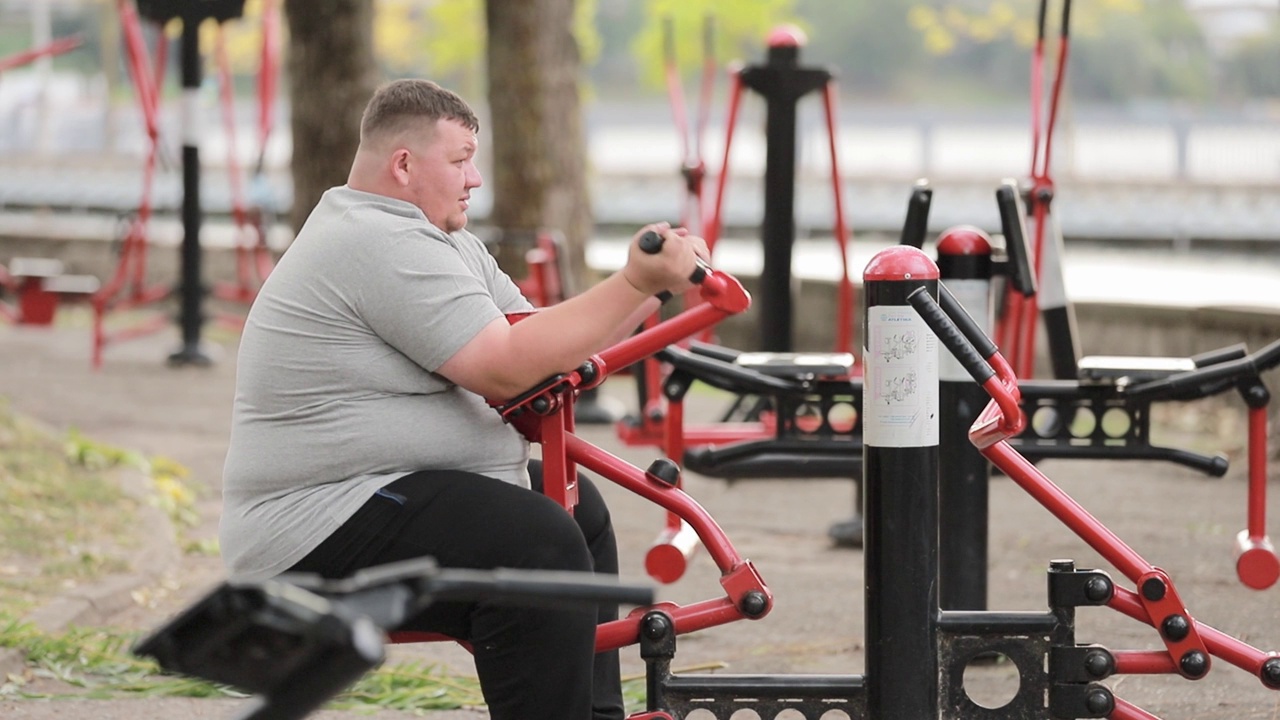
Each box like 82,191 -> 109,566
91,2 -> 171,368
966,335 -> 1280,703
209,18 -> 276,324
0,34 -> 82,75
997,0 -> 1071,379
390,265 -> 770,654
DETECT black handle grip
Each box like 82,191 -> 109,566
996,181 -> 1037,297
899,180 -> 932,249
938,283 -> 999,361
1037,0 -> 1049,41
1060,0 -> 1072,40
639,229 -> 664,254
907,286 -> 996,386
1191,343 -> 1248,369
1129,337 -> 1280,402
638,229 -> 708,287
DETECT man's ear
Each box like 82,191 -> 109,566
390,148 -> 412,186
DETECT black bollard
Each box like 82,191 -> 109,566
862,246 -> 940,718
738,27 -> 830,353
935,226 -> 994,612
139,0 -> 246,366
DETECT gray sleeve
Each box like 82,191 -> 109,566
458,229 -> 535,313
356,229 -> 505,372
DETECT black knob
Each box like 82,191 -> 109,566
740,591 -> 769,618
1083,649 -> 1113,678
642,613 -> 671,641
531,397 -> 550,414
1261,657 -> 1280,689
639,230 -> 664,254
1162,614 -> 1190,642
646,458 -> 681,487
1085,686 -> 1114,715
1179,650 -> 1209,678
1084,576 -> 1113,603
1141,577 -> 1166,601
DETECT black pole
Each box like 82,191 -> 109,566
862,246 -> 940,718
738,28 -> 829,352
167,13 -> 211,366
935,227 -> 993,611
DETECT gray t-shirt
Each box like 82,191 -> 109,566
220,186 -> 533,581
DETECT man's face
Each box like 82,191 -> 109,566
407,118 -> 482,232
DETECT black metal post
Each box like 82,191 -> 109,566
168,13 -> 211,366
738,28 -> 829,352
862,246 -> 940,718
936,227 -> 994,611
136,1 -> 245,365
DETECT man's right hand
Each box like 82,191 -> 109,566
621,223 -> 709,297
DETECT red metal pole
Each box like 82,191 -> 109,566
0,35 -> 81,74
821,83 -> 854,356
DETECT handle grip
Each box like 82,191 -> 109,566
996,181 -> 1037,297
899,180 -> 932,249
638,229 -> 709,286
907,286 -> 996,386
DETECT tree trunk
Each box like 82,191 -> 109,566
485,0 -> 591,295
282,0 -> 378,234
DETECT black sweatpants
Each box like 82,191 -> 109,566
286,461 -> 623,720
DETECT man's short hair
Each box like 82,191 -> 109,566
360,79 -> 480,144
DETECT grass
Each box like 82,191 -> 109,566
0,400 -> 140,615
0,613 -> 658,713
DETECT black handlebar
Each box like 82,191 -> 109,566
899,180 -> 933,249
907,286 -> 996,386
996,181 -> 1037,297
1127,337 -> 1280,402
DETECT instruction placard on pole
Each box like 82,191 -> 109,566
864,306 -> 939,447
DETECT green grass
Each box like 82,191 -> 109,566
0,400 -> 140,613
0,614 -> 655,713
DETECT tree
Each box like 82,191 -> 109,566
484,0 -> 593,291
281,0 -> 377,232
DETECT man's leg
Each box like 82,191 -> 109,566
287,469 -> 599,720
529,461 -> 625,720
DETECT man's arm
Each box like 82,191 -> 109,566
437,225 -> 701,400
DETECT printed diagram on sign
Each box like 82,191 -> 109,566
882,371 -> 918,403
880,330 -> 918,363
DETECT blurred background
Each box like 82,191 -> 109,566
1,0 -> 1278,334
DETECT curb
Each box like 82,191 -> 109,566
0,466 -> 181,678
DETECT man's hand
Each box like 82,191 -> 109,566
621,223 -> 710,297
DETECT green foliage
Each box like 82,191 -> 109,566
1221,18 -> 1280,99
374,0 -> 601,96
1067,0 -> 1212,103
630,0 -> 803,89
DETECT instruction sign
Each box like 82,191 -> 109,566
864,305 -> 939,447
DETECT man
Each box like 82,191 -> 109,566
220,78 -> 706,720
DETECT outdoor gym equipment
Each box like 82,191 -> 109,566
136,232 -> 771,715
626,22 -> 858,459
997,0 -> 1076,379
134,557 -> 655,720
0,35 -> 97,326
628,246 -> 1279,719
92,0 -> 278,367
375,232 -> 771,653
